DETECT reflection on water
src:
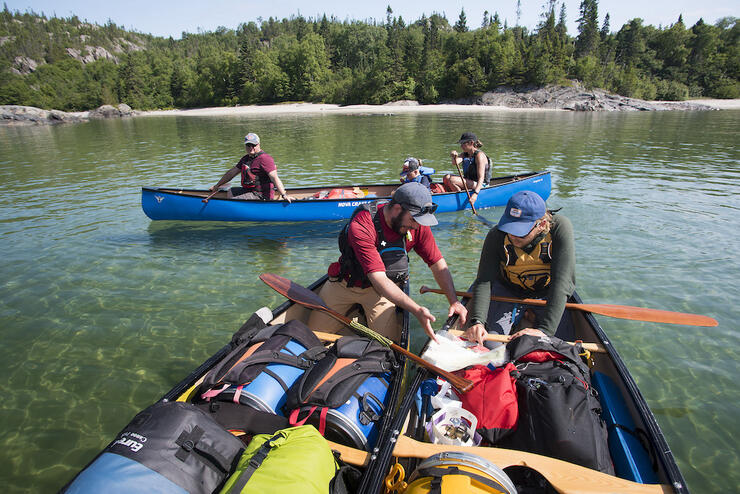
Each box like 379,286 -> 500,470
1,110 -> 739,493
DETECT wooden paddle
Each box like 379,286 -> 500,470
327,436 -> 671,494
452,157 -> 479,215
201,188 -> 220,203
259,273 -> 474,393
316,330 -> 605,354
420,285 -> 718,327
445,329 -> 606,353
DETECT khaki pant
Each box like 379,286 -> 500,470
306,279 -> 401,342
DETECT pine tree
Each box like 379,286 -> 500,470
454,8 -> 468,33
575,0 -> 600,57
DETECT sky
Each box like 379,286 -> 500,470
4,0 -> 737,39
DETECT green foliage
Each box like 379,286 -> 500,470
0,8 -> 738,110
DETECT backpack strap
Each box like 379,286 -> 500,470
227,433 -> 281,493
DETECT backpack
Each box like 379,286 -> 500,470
499,335 -> 614,474
218,425 -> 338,494
198,320 -> 326,415
455,363 -> 519,444
284,336 -> 396,449
63,402 -> 244,494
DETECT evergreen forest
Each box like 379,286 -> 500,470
0,2 -> 737,111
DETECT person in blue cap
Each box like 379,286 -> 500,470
464,190 -> 576,346
400,157 -> 432,189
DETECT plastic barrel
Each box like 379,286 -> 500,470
405,451 -> 517,494
302,372 -> 390,450
220,340 -> 308,416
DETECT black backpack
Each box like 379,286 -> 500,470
197,319 -> 326,406
500,335 -> 614,475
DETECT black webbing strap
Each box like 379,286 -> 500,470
174,425 -> 231,474
175,426 -> 204,462
228,434 -> 280,493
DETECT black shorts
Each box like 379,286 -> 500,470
231,187 -> 262,200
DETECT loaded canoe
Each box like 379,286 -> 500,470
353,290 -> 689,494
61,275 -> 410,493
141,171 -> 551,222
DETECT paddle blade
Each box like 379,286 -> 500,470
259,273 -> 329,312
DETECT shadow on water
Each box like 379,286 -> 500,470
145,220 -> 345,250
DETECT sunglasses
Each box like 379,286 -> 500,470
401,202 -> 438,215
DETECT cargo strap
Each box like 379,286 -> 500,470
289,406 -> 328,436
228,433 -> 281,493
419,466 -> 509,494
174,426 -> 230,475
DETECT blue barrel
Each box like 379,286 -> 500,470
220,339 -> 309,416
322,372 -> 391,450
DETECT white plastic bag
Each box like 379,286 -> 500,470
421,330 -> 508,372
429,380 -> 461,410
426,405 -> 481,447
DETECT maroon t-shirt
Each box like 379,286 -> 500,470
237,152 -> 277,199
328,203 -> 443,284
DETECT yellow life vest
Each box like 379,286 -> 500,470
500,232 -> 553,291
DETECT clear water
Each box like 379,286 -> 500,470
0,110 -> 738,492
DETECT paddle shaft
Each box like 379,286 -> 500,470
420,286 -> 718,327
445,329 -> 606,353
453,158 -> 478,215
201,189 -> 220,203
327,436 -> 670,494
315,305 -> 474,393
258,273 -> 473,393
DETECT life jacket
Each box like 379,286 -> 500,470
240,151 -> 265,190
461,150 -> 492,184
338,202 -> 409,288
404,174 -> 432,188
500,231 -> 553,291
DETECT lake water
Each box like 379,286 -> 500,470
1,109 -> 738,492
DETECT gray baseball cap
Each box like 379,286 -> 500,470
392,182 -> 438,226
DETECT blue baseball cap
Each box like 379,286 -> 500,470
497,191 -> 546,236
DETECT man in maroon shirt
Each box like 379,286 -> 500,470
210,133 -> 292,201
308,182 -> 467,342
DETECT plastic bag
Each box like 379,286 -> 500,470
429,380 -> 461,410
426,405 -> 481,447
421,330 -> 508,372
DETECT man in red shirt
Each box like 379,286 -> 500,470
210,133 -> 292,201
308,182 -> 467,342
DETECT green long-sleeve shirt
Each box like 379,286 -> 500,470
469,215 -> 576,335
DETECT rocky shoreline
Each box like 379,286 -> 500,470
1,85 -> 733,126
0,103 -> 134,125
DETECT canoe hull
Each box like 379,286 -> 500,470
142,172 -> 551,222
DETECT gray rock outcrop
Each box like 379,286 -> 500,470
476,84 -> 716,111
0,104 -> 134,125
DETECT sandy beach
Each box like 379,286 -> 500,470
137,99 -> 740,118
137,102 -> 548,117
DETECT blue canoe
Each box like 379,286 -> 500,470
141,171 -> 551,222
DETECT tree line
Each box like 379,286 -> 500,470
0,2 -> 737,111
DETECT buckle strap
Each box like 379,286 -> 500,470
229,434 -> 281,493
